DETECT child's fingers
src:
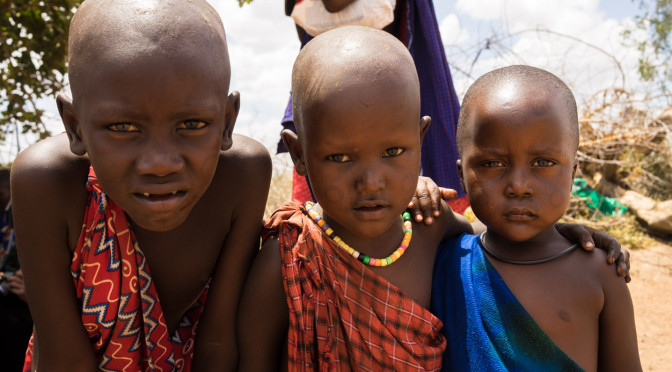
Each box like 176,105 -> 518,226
617,250 -> 631,283
439,188 -> 458,201
556,223 -> 595,252
416,187 -> 437,224
408,195 -> 424,222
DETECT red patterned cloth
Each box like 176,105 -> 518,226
24,167 -> 207,371
263,202 -> 446,371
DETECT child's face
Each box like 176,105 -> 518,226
64,51 -> 236,232
298,80 -> 427,242
458,87 -> 577,242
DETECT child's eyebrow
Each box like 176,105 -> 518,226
89,99 -> 222,120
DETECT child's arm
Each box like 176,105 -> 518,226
237,237 -> 289,371
556,223 -> 631,282
191,136 -> 272,370
12,136 -> 97,371
597,257 -> 641,371
408,176 -> 458,224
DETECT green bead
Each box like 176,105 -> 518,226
386,257 -> 393,265
363,256 -> 370,265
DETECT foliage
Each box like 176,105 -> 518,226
623,0 -> 672,95
0,0 -> 83,140
238,0 -> 253,7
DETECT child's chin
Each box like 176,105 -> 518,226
130,213 -> 190,232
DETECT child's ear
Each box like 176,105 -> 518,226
419,116 -> 431,142
58,93 -> 86,156
281,129 -> 307,176
221,91 -> 240,151
456,159 -> 467,194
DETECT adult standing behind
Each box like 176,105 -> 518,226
278,0 -> 469,214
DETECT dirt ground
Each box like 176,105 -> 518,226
628,241 -> 672,371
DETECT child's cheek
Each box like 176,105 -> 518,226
324,185 -> 345,204
549,190 -> 568,209
465,181 -> 489,209
400,170 -> 418,196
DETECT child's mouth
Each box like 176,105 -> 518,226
136,191 -> 186,201
356,205 -> 384,212
353,203 -> 388,219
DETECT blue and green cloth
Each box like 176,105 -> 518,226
431,233 -> 584,371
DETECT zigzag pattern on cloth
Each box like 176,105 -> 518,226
23,166 -> 208,372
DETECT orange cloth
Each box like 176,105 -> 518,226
263,202 -> 446,371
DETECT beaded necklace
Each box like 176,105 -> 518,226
304,201 -> 412,267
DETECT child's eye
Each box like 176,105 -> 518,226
327,154 -> 350,162
383,147 -> 405,157
533,159 -> 556,167
178,120 -> 208,130
482,160 -> 504,167
107,123 -> 139,132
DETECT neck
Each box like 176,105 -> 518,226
482,226 -> 573,261
313,204 -> 406,257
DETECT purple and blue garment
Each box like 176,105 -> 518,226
431,233 -> 584,371
279,0 -> 467,209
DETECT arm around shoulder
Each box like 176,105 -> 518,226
237,237 -> 289,371
440,200 -> 473,242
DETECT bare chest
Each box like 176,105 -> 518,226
133,219 -> 228,334
367,231 -> 440,309
490,254 -> 604,369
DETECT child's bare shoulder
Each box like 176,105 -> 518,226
569,246 -> 620,284
12,134 -> 90,239
13,133 -> 89,185
215,134 -> 271,186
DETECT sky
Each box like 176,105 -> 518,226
2,0 -> 649,163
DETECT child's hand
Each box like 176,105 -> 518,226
408,176 -> 458,225
556,223 -> 631,282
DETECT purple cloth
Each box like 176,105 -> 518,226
279,0 -> 464,196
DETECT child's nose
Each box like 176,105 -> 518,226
505,167 -> 532,197
355,166 -> 385,193
136,138 -> 185,176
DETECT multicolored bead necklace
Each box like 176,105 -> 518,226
304,201 -> 413,267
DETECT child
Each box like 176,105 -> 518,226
237,27 -> 629,371
431,65 -> 641,371
11,0 -> 272,370
238,25 -> 473,371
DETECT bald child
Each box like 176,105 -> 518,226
11,0 -> 271,370
431,65 -> 640,371
238,26 -> 473,371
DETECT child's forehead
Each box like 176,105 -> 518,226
69,0 -> 226,64
68,0 -> 230,99
475,83 -> 569,122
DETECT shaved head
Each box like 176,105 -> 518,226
291,26 -> 419,136
68,0 -> 230,100
457,65 -> 579,156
